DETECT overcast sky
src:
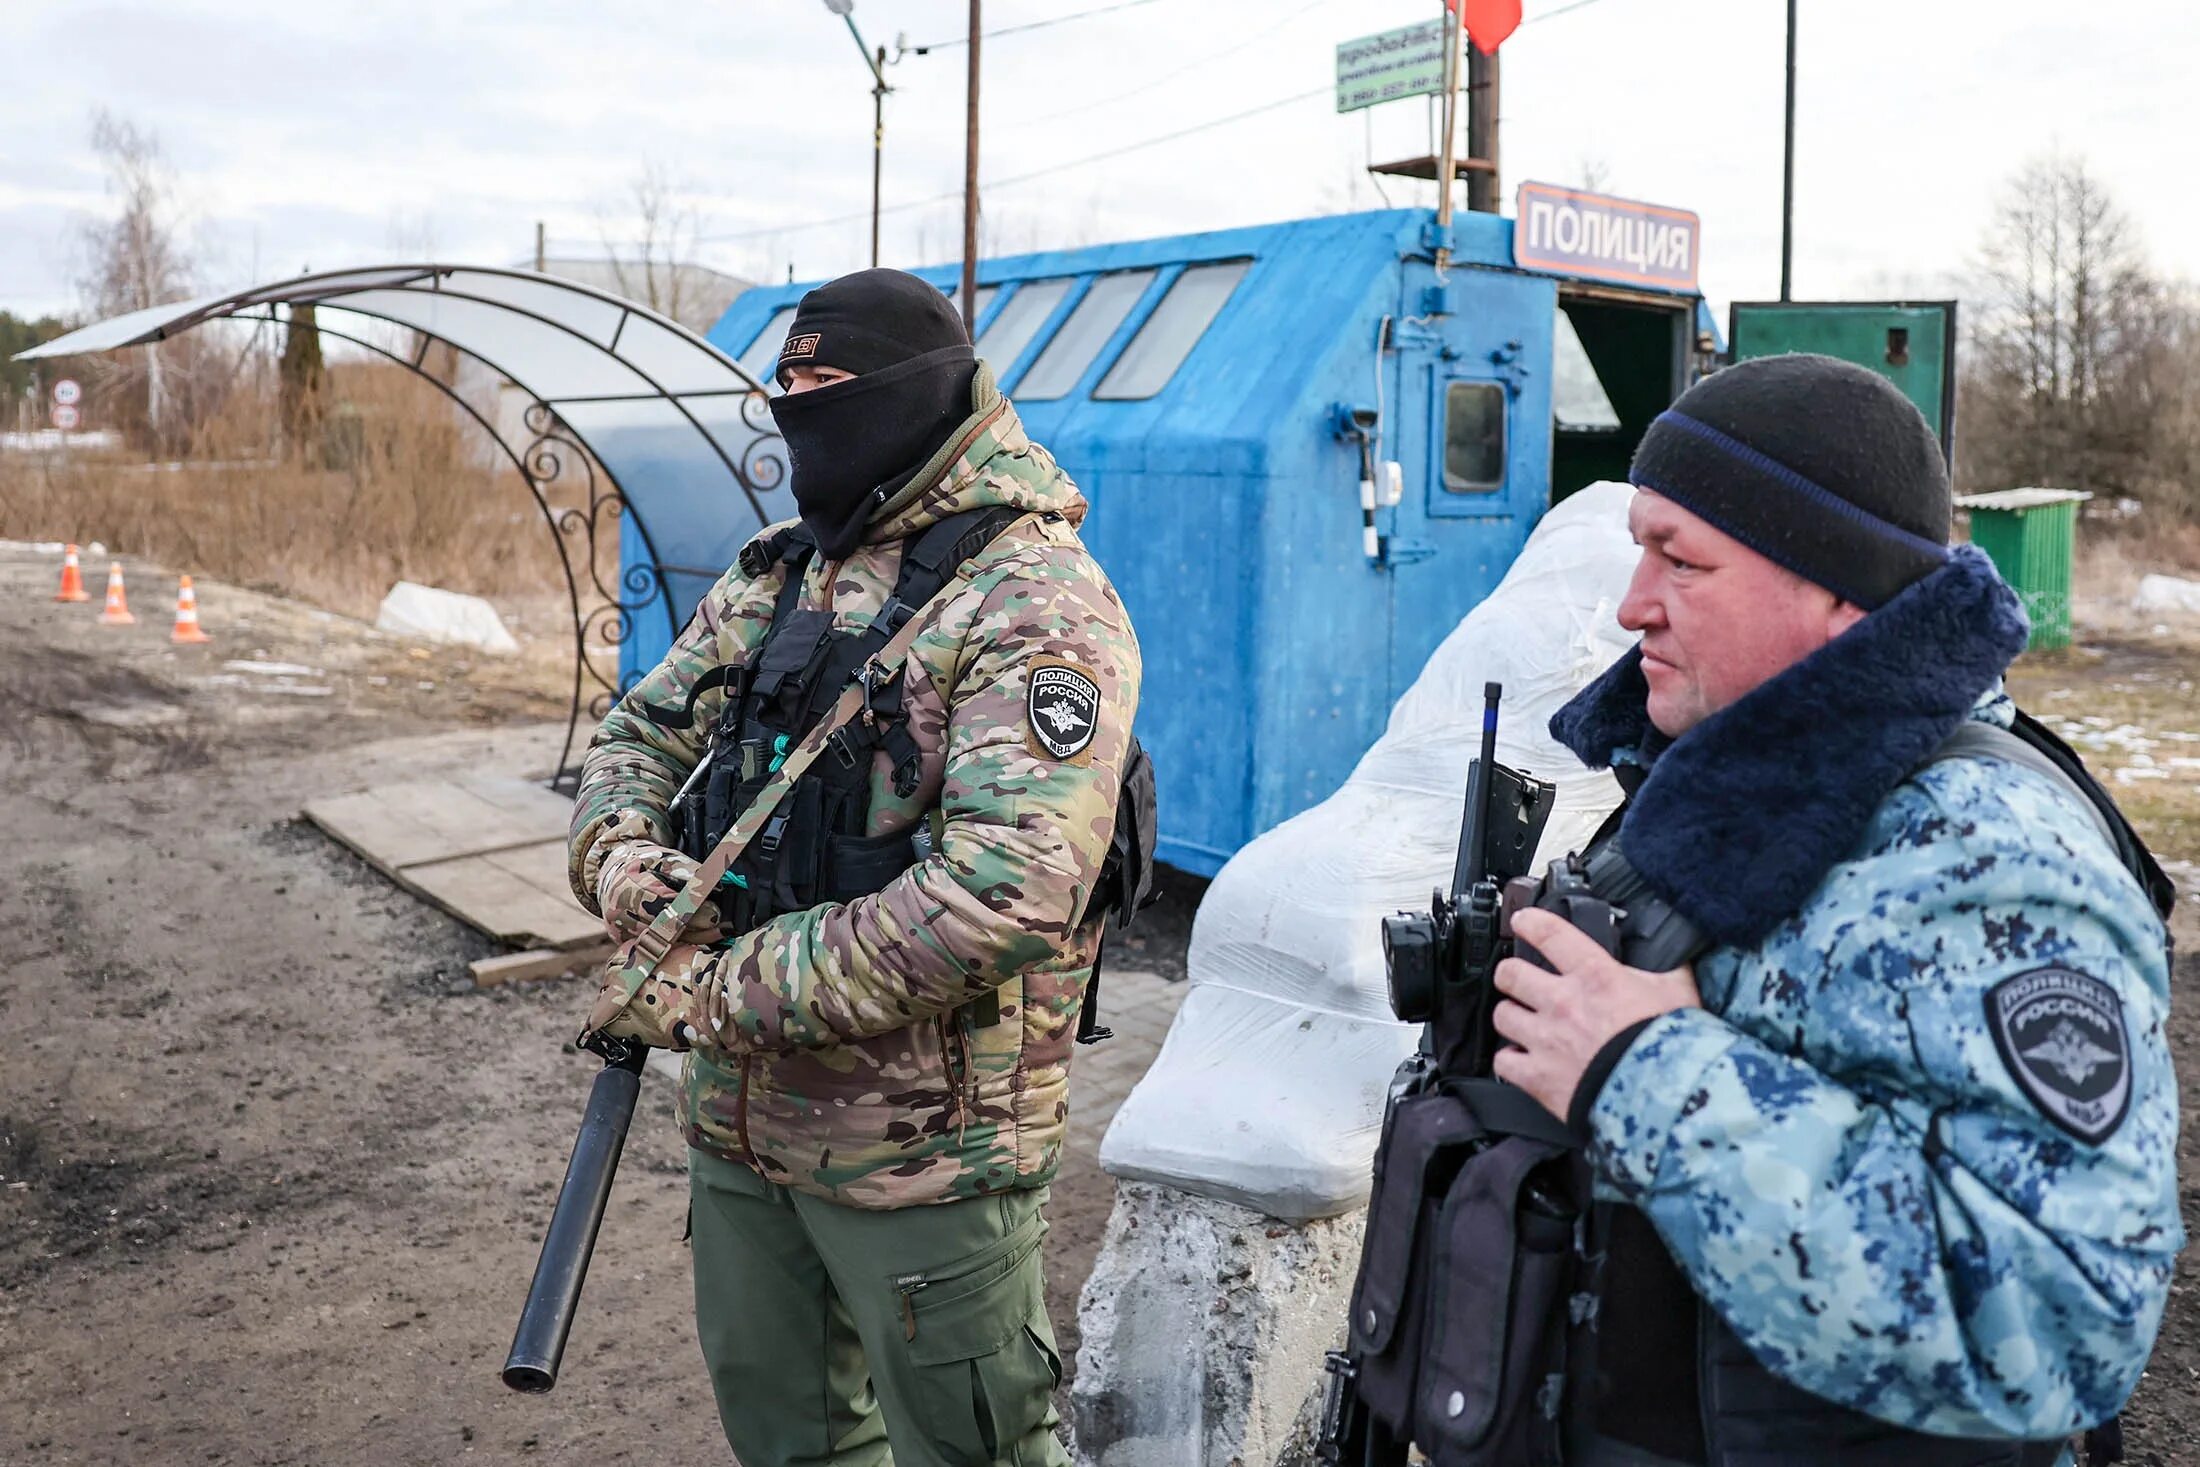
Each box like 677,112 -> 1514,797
4,0 -> 2196,326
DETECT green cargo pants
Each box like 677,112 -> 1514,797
688,1147 -> 1070,1467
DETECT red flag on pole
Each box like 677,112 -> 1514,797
1447,0 -> 1523,53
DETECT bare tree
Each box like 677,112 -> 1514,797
76,111 -> 204,450
598,162 -> 707,328
1961,152 -> 2163,501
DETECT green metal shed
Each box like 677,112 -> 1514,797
1958,487 -> 2092,650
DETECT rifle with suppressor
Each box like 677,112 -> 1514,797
502,1035 -> 649,1393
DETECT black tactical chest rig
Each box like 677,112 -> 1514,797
1330,710 -> 2162,1467
671,507 -> 1026,932
667,507 -> 1160,1041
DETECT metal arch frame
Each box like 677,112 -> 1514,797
19,263 -> 791,794
228,307 -> 659,790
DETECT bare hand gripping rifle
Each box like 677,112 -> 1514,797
502,1034 -> 649,1393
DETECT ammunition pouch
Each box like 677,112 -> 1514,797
1348,1079 -> 1586,1467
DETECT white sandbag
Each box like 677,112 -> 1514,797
1099,482 -> 1642,1220
374,580 -> 520,655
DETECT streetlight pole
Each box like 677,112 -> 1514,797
1780,0 -> 1797,300
960,0 -> 981,334
823,1 -> 893,269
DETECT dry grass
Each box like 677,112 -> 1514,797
0,361 -> 585,628
2009,525 -> 2200,874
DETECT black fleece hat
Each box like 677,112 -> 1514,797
775,268 -> 971,386
1627,353 -> 1952,609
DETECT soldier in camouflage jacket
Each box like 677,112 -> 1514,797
566,271 -> 1138,1467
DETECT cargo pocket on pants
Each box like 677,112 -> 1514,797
898,1214 -> 1058,1467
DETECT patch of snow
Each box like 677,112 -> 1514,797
222,659 -> 322,677
2134,574 -> 2200,616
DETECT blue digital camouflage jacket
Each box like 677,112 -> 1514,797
1587,692 -> 2180,1439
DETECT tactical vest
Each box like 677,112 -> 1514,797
1347,712 -> 2160,1466
667,508 -> 1157,1036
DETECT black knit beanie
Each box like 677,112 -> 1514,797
1627,353 -> 1952,609
773,267 -> 971,386
764,269 -> 979,560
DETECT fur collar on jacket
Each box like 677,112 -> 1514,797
1549,545 -> 2030,948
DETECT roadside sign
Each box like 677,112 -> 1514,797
1336,20 -> 1448,114
52,378 -> 81,407
51,404 -> 80,431
1513,181 -> 1702,291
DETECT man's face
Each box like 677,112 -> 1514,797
1618,490 -> 1865,737
781,364 -> 856,394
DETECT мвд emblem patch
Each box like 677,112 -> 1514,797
1984,966 -> 2131,1145
1026,657 -> 1100,763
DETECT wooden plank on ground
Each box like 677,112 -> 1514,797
401,843 -> 606,951
304,778 -> 570,871
469,943 -> 612,987
304,775 -> 603,951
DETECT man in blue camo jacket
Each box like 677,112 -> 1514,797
1487,354 -> 2180,1465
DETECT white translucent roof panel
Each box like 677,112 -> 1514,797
242,266 -> 439,306
617,312 -> 751,397
334,288 -> 657,402
13,292 -> 230,358
436,269 -> 629,349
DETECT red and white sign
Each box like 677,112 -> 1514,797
52,378 -> 82,407
51,404 -> 81,431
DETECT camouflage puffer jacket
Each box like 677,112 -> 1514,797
567,366 -> 1141,1209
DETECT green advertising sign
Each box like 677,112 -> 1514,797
1336,19 -> 1448,114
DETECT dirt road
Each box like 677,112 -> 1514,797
1,543 -> 2196,1466
0,546 -> 1213,1466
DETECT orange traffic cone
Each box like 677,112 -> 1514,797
170,575 -> 210,644
97,562 -> 135,626
54,544 -> 89,602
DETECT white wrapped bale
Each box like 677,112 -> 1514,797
1097,481 -> 1641,1220
1071,483 -> 1643,1467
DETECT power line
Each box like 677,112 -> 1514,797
912,0 -> 1162,53
1526,0 -> 1614,23
684,83 -> 1331,246
1029,0 -> 1345,125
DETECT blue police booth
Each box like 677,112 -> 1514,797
658,205 -> 1707,876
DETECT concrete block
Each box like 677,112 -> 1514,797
1072,1180 -> 1361,1467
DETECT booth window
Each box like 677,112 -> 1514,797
1094,259 -> 1250,400
947,283 -> 1000,326
737,306 -> 800,389
975,279 -> 1072,376
1016,270 -> 1157,400
1443,382 -> 1506,494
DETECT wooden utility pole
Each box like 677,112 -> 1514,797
534,220 -> 546,272
1432,1 -> 1460,272
1466,44 -> 1498,214
960,0 -> 981,333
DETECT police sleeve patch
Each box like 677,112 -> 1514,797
1025,657 -> 1100,763
1983,966 -> 2132,1145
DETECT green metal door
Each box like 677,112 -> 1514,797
1728,301 -> 1957,454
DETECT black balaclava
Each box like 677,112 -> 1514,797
1626,353 -> 1953,608
764,269 -> 979,560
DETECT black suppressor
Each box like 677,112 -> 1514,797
502,1037 -> 648,1393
